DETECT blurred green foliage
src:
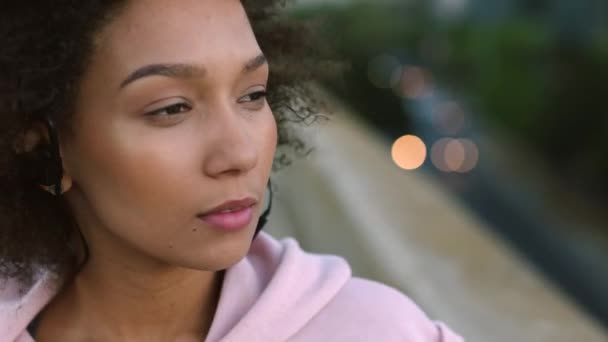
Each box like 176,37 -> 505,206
295,1 -> 608,198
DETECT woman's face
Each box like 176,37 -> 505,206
61,0 -> 277,270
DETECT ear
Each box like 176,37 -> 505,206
14,120 -> 73,195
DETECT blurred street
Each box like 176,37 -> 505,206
265,105 -> 608,342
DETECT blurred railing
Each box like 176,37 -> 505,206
266,104 -> 608,342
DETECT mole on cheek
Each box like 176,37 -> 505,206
192,228 -> 198,232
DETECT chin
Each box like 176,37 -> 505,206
182,229 -> 256,271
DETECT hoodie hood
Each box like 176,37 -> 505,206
206,233 -> 351,342
1,232 -> 462,341
0,232 -> 350,342
0,268 -> 60,342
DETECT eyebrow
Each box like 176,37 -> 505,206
119,54 -> 268,89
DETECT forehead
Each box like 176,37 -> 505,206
92,0 -> 260,83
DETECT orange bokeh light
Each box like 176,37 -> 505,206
391,135 -> 427,170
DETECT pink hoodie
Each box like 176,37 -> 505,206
1,232 -> 463,341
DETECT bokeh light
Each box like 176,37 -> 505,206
431,138 -> 479,173
444,139 -> 466,171
395,66 -> 432,99
391,135 -> 427,170
430,138 -> 452,172
435,0 -> 470,19
367,54 -> 402,89
457,138 -> 479,172
432,101 -> 466,135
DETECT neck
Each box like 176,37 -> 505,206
36,257 -> 223,342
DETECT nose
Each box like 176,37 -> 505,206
202,103 -> 258,178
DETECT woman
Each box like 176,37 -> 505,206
0,0 -> 463,341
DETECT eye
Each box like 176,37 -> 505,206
238,90 -> 268,104
145,102 -> 192,117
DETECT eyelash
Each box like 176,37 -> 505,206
144,90 -> 268,119
145,103 -> 192,117
238,90 -> 268,104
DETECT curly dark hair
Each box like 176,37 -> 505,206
0,0 -> 333,286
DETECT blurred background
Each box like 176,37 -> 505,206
266,0 -> 608,341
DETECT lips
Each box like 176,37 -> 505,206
199,197 -> 257,216
197,197 -> 258,231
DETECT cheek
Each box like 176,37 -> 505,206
63,108 -> 277,262
259,110 -> 278,168
65,119 -> 204,244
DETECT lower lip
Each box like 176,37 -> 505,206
198,206 -> 254,232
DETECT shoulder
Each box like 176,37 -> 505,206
296,276 -> 464,342
247,234 -> 463,341
348,278 -> 462,340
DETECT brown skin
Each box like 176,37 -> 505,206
32,0 -> 277,341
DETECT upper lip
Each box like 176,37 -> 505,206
199,197 -> 257,216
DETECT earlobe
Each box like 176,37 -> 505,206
57,150 -> 74,195
39,175 -> 72,196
